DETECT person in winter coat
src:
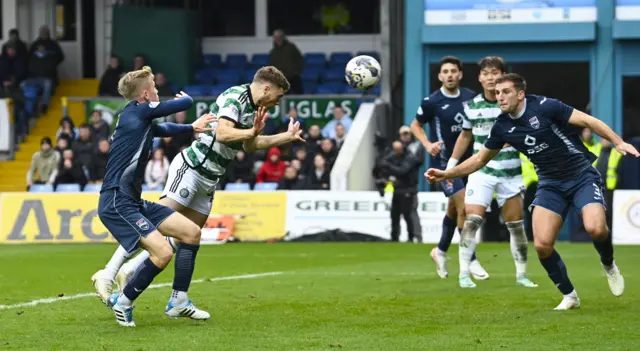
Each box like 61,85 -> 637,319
256,147 -> 286,183
268,30 -> 304,94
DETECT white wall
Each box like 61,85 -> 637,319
0,0 -> 18,46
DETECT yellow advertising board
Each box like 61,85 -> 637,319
0,192 -> 286,244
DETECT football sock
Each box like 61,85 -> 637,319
104,245 -> 140,280
120,258 -> 163,306
437,216 -> 456,252
170,242 -> 200,307
506,220 -> 529,277
592,230 -> 614,267
539,249 -> 575,295
459,214 -> 483,277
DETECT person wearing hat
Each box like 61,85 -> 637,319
26,137 -> 60,189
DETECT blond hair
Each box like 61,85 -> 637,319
118,66 -> 154,100
253,66 -> 290,92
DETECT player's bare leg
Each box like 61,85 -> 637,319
532,206 -> 579,310
502,195 -> 537,287
582,203 -> 624,296
458,204 -> 486,288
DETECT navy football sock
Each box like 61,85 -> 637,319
539,250 -> 575,295
592,231 -> 614,266
172,242 -> 200,293
123,258 -> 162,302
437,216 -> 456,252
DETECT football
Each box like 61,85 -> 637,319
345,55 -> 381,91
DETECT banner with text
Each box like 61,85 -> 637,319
612,190 -> 640,245
285,191 -> 453,243
424,0 -> 597,25
85,96 -> 363,131
616,0 -> 640,20
0,192 -> 287,244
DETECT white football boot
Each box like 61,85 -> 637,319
91,269 -> 114,305
603,262 -> 625,297
430,247 -> 448,279
554,292 -> 580,311
165,300 -> 211,320
469,259 -> 489,280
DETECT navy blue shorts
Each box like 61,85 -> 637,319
98,189 -> 175,253
531,167 -> 606,220
440,178 -> 466,198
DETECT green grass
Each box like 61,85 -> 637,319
0,243 -> 638,350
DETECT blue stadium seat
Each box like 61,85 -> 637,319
225,183 -> 251,191
242,70 -> 256,82
56,183 -> 81,192
304,53 -> 327,66
225,54 -> 248,69
254,182 -> 278,191
216,70 -> 242,85
303,82 -> 318,94
29,184 -> 53,193
194,68 -> 217,84
251,54 -> 270,66
182,85 -> 210,97
316,83 -> 345,94
210,84 -> 228,96
370,85 -> 381,95
329,52 -> 352,66
301,68 -> 322,83
142,184 -> 150,191
203,54 -> 222,67
83,183 -> 102,192
356,51 -> 380,62
344,86 -> 364,95
322,68 -> 346,83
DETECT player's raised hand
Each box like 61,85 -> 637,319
252,106 -> 269,136
192,113 -> 217,133
424,168 -> 447,184
175,91 -> 189,99
615,142 -> 640,157
426,141 -> 443,156
287,117 -> 305,142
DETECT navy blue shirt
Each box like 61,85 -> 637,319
101,96 -> 194,200
485,95 -> 595,181
415,87 -> 476,169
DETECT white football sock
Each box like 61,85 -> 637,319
507,220 -> 528,277
127,250 -> 151,273
104,246 -> 139,280
170,290 -> 189,307
459,214 -> 483,277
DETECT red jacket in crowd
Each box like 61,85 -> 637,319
256,147 -> 286,183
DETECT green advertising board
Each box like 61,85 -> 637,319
85,96 -> 367,130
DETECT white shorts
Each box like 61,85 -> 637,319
465,172 -> 524,208
161,155 -> 219,216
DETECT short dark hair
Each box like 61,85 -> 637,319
439,56 -> 462,71
478,56 -> 507,73
253,66 -> 290,92
495,73 -> 527,92
9,29 -> 19,36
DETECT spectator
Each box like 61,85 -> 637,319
266,107 -> 306,136
54,135 -> 70,155
72,125 -> 94,170
0,44 -> 26,83
27,137 -> 60,189
290,159 -> 303,177
28,26 -> 64,67
278,166 -> 304,190
98,55 -> 123,97
90,110 -> 111,142
56,117 -> 77,141
293,147 -> 312,176
54,149 -> 87,190
256,147 -> 286,183
305,124 -> 323,153
334,123 -> 347,150
1,29 -> 28,60
319,138 -> 338,171
227,151 -> 255,185
155,72 -> 176,97
304,154 -> 330,190
269,29 -> 304,94
91,139 -> 110,183
159,136 -> 180,162
398,125 -> 425,167
22,44 -> 57,113
322,106 -> 352,139
0,44 -> 27,140
144,148 -> 169,190
133,54 -> 146,71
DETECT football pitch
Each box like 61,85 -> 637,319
0,243 -> 638,350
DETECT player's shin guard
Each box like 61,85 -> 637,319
506,220 -> 529,277
170,242 -> 200,307
592,230 -> 614,267
539,249 -> 575,295
459,214 -> 483,277
121,258 -> 163,305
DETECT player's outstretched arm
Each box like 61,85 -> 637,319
243,117 -> 305,152
448,129 -> 474,169
410,119 -> 442,157
153,113 -> 216,137
425,147 -> 500,183
217,106 -> 270,144
568,110 -> 640,157
145,94 -> 194,119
